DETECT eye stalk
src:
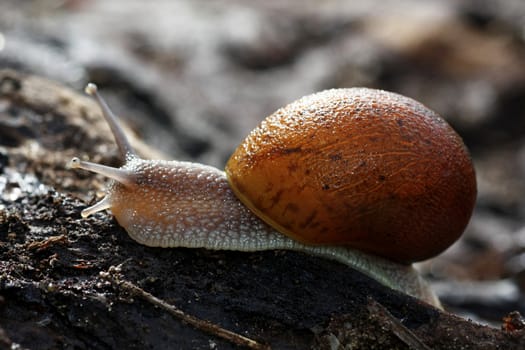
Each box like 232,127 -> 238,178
85,83 -> 136,160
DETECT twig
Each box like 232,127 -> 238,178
26,234 -> 67,252
367,297 -> 431,350
100,265 -> 270,350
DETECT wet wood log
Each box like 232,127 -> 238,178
0,70 -> 523,349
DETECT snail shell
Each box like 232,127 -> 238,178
226,88 -> 476,263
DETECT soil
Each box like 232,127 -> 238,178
1,1 -> 525,349
0,65 -> 523,350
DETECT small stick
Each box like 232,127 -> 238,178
26,235 -> 67,252
367,297 -> 431,350
100,265 -> 270,350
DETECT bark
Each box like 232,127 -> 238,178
0,70 -> 523,349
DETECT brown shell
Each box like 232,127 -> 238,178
225,88 -> 477,264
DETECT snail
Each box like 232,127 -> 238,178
69,84 -> 477,308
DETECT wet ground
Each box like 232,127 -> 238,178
1,0 -> 525,348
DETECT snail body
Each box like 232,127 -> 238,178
69,84 -> 477,308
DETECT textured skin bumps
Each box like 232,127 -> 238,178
226,88 -> 477,263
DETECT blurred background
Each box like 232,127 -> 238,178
1,0 -> 525,325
